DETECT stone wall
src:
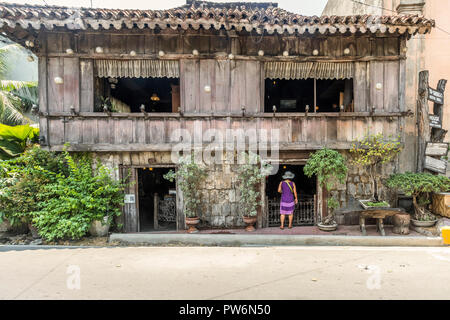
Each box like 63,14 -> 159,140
92,151 -> 247,229
199,163 -> 245,228
331,151 -> 398,225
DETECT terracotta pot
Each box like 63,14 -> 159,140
392,213 -> 410,235
89,217 -> 110,237
185,216 -> 200,233
242,216 -> 257,232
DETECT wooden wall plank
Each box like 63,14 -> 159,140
199,59 -> 215,113
63,57 -> 80,113
47,57 -> 64,112
369,61 -> 384,110
230,60 -> 246,114
384,37 -> 399,56
65,119 -> 81,144
97,118 -> 110,143
180,59 -> 199,113
384,61 -> 399,111
354,62 -> 367,112
356,37 -> 370,56
80,59 -> 94,112
245,61 -> 262,113
213,60 -> 230,113
48,119 -> 64,145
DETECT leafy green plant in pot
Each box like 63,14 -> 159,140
349,133 -> 401,208
163,154 -> 207,233
236,152 -> 272,231
304,148 -> 348,231
386,172 -> 450,227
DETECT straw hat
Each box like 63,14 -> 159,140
282,171 -> 295,180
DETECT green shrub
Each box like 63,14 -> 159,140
236,152 -> 272,217
0,145 -> 67,226
31,148 -> 125,241
386,172 -> 450,220
163,154 -> 207,218
304,148 -> 348,225
350,133 -> 401,201
0,145 -> 126,241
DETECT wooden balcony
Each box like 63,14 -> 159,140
40,112 -> 407,152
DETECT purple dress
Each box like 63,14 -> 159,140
280,181 -> 295,215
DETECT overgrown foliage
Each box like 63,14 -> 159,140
386,172 -> 450,221
304,148 -> 348,225
0,145 -> 126,241
163,154 -> 207,218
236,152 -> 272,217
0,123 -> 39,159
0,146 -> 67,226
350,133 -> 402,201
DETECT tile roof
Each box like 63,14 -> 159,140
0,1 -> 434,35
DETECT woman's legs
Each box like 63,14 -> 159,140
288,214 -> 293,228
280,214 -> 285,229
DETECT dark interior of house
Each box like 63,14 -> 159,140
264,78 -> 354,112
137,167 -> 176,232
266,164 -> 316,200
98,77 -> 180,113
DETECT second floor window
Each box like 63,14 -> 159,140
264,61 -> 354,113
94,59 -> 180,113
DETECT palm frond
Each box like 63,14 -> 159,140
0,91 -> 31,125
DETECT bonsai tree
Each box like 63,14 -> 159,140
163,154 -> 207,218
386,172 -> 450,221
350,133 -> 402,201
236,152 -> 272,217
304,148 -> 348,225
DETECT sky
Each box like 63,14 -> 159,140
0,0 -> 329,16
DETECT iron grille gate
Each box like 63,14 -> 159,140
158,196 -> 176,223
267,195 -> 317,226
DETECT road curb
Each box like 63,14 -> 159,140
109,233 -> 445,247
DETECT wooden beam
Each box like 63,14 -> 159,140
41,52 -> 405,62
43,111 -> 409,119
42,141 -> 359,152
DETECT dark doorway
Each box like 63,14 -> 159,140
137,167 -> 176,232
266,164 -> 317,226
266,164 -> 316,199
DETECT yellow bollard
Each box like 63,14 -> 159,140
442,226 -> 450,245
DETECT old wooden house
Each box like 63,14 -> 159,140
0,1 -> 434,232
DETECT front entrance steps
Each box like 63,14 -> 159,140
109,225 -> 444,247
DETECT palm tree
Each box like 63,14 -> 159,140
0,44 -> 38,125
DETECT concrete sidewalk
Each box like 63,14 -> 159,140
109,233 -> 445,247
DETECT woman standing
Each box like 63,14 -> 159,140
278,171 -> 298,229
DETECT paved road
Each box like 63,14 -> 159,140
1,245 -> 450,299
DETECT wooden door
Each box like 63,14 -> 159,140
120,166 -> 139,232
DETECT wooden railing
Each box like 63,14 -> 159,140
40,112 -> 406,152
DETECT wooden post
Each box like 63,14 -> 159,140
417,71 -> 430,172
153,193 -> 159,230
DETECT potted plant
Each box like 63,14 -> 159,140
236,152 -> 272,231
304,148 -> 348,231
386,172 -> 450,227
164,154 -> 207,233
350,133 -> 402,208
